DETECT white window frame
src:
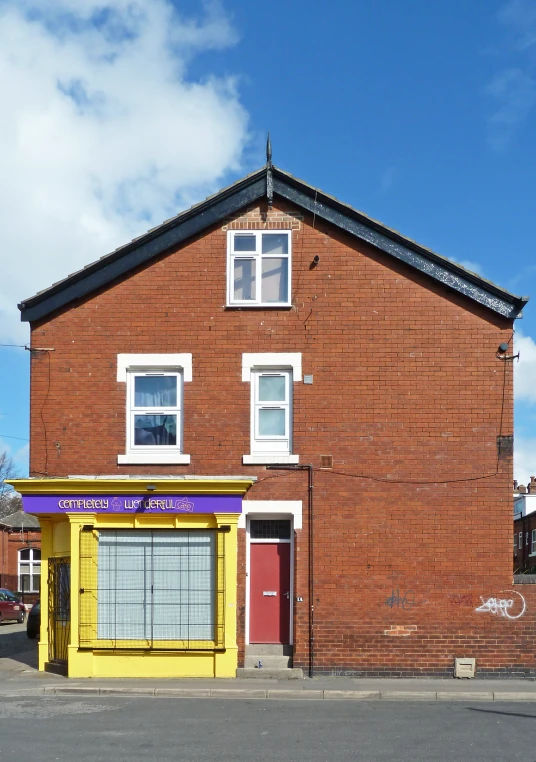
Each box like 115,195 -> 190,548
117,354 -> 192,465
18,547 -> 41,593
519,532 -> 523,549
531,529 -> 536,555
227,230 -> 292,307
242,353 -> 301,465
127,368 -> 182,450
252,369 -> 292,451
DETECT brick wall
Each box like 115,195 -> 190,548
0,528 -> 41,606
28,199 -> 523,675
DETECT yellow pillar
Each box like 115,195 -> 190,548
66,513 -> 95,677
213,512 -> 240,678
37,518 -> 52,671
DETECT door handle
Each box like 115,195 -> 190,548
283,591 -> 290,599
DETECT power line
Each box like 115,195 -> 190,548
0,434 -> 29,442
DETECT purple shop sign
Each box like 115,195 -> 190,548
22,494 -> 242,515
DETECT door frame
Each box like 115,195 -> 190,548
245,514 -> 294,646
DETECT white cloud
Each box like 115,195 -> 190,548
514,435 -> 536,485
0,0 -> 249,342
514,332 -> 536,404
486,1 -> 536,150
486,68 -> 536,150
457,259 -> 484,276
498,0 -> 536,50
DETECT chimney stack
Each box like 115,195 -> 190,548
528,476 -> 536,494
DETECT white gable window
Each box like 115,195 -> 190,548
117,354 -> 192,465
227,231 -> 291,307
242,353 -> 301,465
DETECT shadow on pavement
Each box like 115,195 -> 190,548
467,707 -> 536,720
0,624 -> 38,671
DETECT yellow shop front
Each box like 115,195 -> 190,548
8,477 -> 254,678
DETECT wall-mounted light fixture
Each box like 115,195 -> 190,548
496,343 -> 519,361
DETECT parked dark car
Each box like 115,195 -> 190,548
26,600 -> 40,639
0,589 -> 25,624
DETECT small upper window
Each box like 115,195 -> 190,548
251,370 -> 292,456
128,371 -> 181,453
227,231 -> 291,306
19,548 -> 41,593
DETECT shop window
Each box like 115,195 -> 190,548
79,529 -> 225,650
18,547 -> 41,593
227,231 -> 291,307
117,354 -> 192,465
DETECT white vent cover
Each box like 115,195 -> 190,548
454,658 -> 476,679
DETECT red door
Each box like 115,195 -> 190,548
249,543 -> 291,644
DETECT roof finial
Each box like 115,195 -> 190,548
266,132 -> 272,167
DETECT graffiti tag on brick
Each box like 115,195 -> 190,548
385,588 -> 414,610
449,594 -> 473,607
475,590 -> 526,620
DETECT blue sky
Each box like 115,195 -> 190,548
1,0 -> 536,483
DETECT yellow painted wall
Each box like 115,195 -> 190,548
37,510 -> 239,678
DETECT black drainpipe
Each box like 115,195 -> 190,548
266,464 -> 314,678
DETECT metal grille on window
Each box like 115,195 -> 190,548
249,519 -> 291,540
48,557 -> 71,664
79,528 -> 225,650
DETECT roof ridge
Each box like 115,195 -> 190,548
18,164 -> 527,322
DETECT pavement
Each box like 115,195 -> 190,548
3,622 -> 536,701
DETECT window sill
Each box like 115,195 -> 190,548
529,552 -> 536,557
226,305 -> 293,310
242,454 -> 300,465
117,453 -> 191,465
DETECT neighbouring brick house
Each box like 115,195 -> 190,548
9,153 -> 534,679
514,478 -> 536,574
0,510 -> 41,606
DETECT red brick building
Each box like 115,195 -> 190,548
0,510 -> 41,606
514,478 -> 536,575
10,158 -> 535,678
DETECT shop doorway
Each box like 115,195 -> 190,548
48,557 -> 70,665
248,519 -> 292,644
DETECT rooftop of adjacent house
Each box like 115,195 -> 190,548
0,510 -> 40,530
18,162 -> 529,323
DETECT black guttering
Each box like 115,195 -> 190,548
19,165 -> 528,322
19,170 -> 267,323
273,170 -> 528,320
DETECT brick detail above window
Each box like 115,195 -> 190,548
222,206 -> 302,231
